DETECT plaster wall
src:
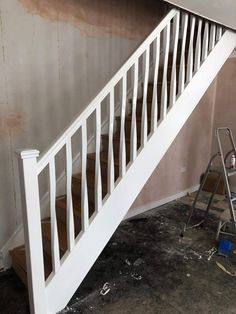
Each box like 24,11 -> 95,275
0,0 -> 165,247
212,57 -> 236,188
131,80 -> 217,211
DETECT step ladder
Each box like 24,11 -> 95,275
184,127 -> 236,239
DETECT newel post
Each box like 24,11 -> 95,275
17,149 -> 47,314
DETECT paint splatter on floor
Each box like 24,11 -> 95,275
1,195 -> 236,313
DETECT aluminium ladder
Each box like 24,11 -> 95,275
184,127 -> 236,239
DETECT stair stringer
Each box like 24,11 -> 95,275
44,30 -> 236,314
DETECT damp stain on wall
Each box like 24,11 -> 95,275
18,0 -> 165,39
0,113 -> 25,137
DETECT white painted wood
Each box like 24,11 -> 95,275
151,36 -> 160,132
45,29 -> 236,314
16,150 -> 47,314
66,139 -> 75,252
81,122 -> 89,231
216,26 -> 223,42
124,184 -> 200,220
178,13 -> 189,95
141,47 -> 150,147
119,75 -> 127,178
95,106 -> 102,212
169,13 -> 180,108
107,90 -> 115,194
202,22 -> 209,61
17,7 -> 236,313
37,9 -> 178,174
194,19 -> 202,72
186,16 -> 196,82
49,158 -> 61,273
209,24 -> 216,51
160,22 -> 170,120
130,61 -> 139,162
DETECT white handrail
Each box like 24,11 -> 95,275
37,9 -> 178,174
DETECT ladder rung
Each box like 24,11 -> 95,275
209,167 -> 222,174
231,197 -> 236,202
227,169 -> 236,177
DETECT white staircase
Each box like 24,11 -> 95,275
11,8 -> 236,314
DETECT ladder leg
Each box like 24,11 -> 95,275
216,128 -> 236,230
216,220 -> 222,240
203,174 -> 222,222
185,154 -> 218,229
229,200 -> 236,229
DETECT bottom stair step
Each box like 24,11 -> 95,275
10,246 -> 52,285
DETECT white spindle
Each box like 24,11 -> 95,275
49,158 -> 60,273
17,150 -> 47,314
130,61 -> 139,162
141,46 -> 150,147
209,24 -> 216,51
119,75 -> 127,178
160,22 -> 170,120
186,16 -> 196,82
151,36 -> 160,132
169,13 -> 180,108
81,122 -> 89,231
194,19 -> 202,72
107,90 -> 115,194
66,139 -> 75,251
216,26 -> 222,41
202,22 -> 209,61
178,13 -> 189,95
95,105 -> 102,211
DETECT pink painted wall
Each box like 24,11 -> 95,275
131,79 -> 217,211
212,57 -> 236,189
131,54 -> 236,213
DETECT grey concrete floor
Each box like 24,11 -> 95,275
1,197 -> 236,314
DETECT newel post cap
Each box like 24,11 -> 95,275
16,149 -> 40,160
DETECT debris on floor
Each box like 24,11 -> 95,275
100,282 -> 111,296
206,247 -> 217,261
216,261 -> 236,277
1,193 -> 236,313
130,272 -> 142,280
133,258 -> 145,266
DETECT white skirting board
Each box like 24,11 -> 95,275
124,185 -> 199,220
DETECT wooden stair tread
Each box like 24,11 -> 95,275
10,246 -> 52,282
102,133 -> 131,143
115,115 -> 151,122
56,195 -> 81,214
73,172 -> 108,191
87,151 -> 119,165
42,219 -> 68,254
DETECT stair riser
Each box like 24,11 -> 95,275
136,101 -> 153,118
87,157 -> 119,181
56,206 -> 81,235
12,261 -> 28,287
115,119 -> 151,143
72,179 -> 108,206
42,239 -> 64,260
146,82 -> 173,103
101,137 -> 132,161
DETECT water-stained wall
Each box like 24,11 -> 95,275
0,0 -> 166,248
